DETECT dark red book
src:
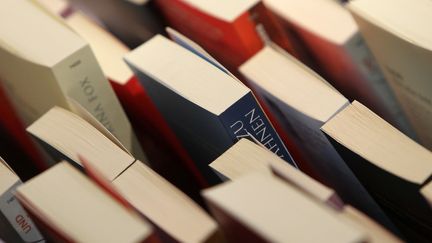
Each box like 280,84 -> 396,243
0,83 -> 46,178
155,0 -> 298,72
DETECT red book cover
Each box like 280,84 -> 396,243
0,83 -> 46,177
110,77 -> 209,191
155,0 -> 297,72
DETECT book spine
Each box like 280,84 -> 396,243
344,34 -> 417,139
52,45 -> 146,161
0,181 -> 44,243
219,92 -> 296,167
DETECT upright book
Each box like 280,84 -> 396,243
155,0 -> 297,72
125,35 -> 296,184
16,162 -> 154,243
27,107 -> 220,243
35,0 -> 208,189
239,46 -> 394,230
348,0 -> 432,149
322,101 -> 432,242
0,0 -> 145,162
263,0 -> 414,137
0,158 -> 44,243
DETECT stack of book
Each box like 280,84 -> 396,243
0,0 -> 431,242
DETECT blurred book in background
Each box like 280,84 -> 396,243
264,0 -> 415,139
0,158 -> 44,243
348,0 -> 432,150
155,0 -> 299,73
66,0 -> 165,48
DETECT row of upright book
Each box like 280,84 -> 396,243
0,0 -> 431,242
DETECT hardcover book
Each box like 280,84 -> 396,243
239,46 -> 394,230
125,35 -> 296,184
348,0 -> 432,149
155,0 -> 297,72
264,0 -> 414,138
27,107 -> 220,243
322,101 -> 432,241
0,0 -> 145,162
0,158 -> 44,243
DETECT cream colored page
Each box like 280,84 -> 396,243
113,161 -> 217,242
255,87 -> 396,228
52,45 -> 146,161
343,33 -> 415,138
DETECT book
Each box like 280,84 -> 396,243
210,139 -> 400,241
15,161 -> 154,243
64,0 -> 165,48
239,46 -> 395,230
0,0 -> 145,162
125,35 -> 296,184
27,106 -> 220,242
347,0 -> 432,149
154,0 -> 297,72
202,174 -> 366,242
263,0 -> 414,138
210,138 -> 344,210
0,158 -> 44,243
35,0 -> 209,190
166,27 -> 316,175
322,101 -> 432,241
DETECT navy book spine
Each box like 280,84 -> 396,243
220,92 -> 297,167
